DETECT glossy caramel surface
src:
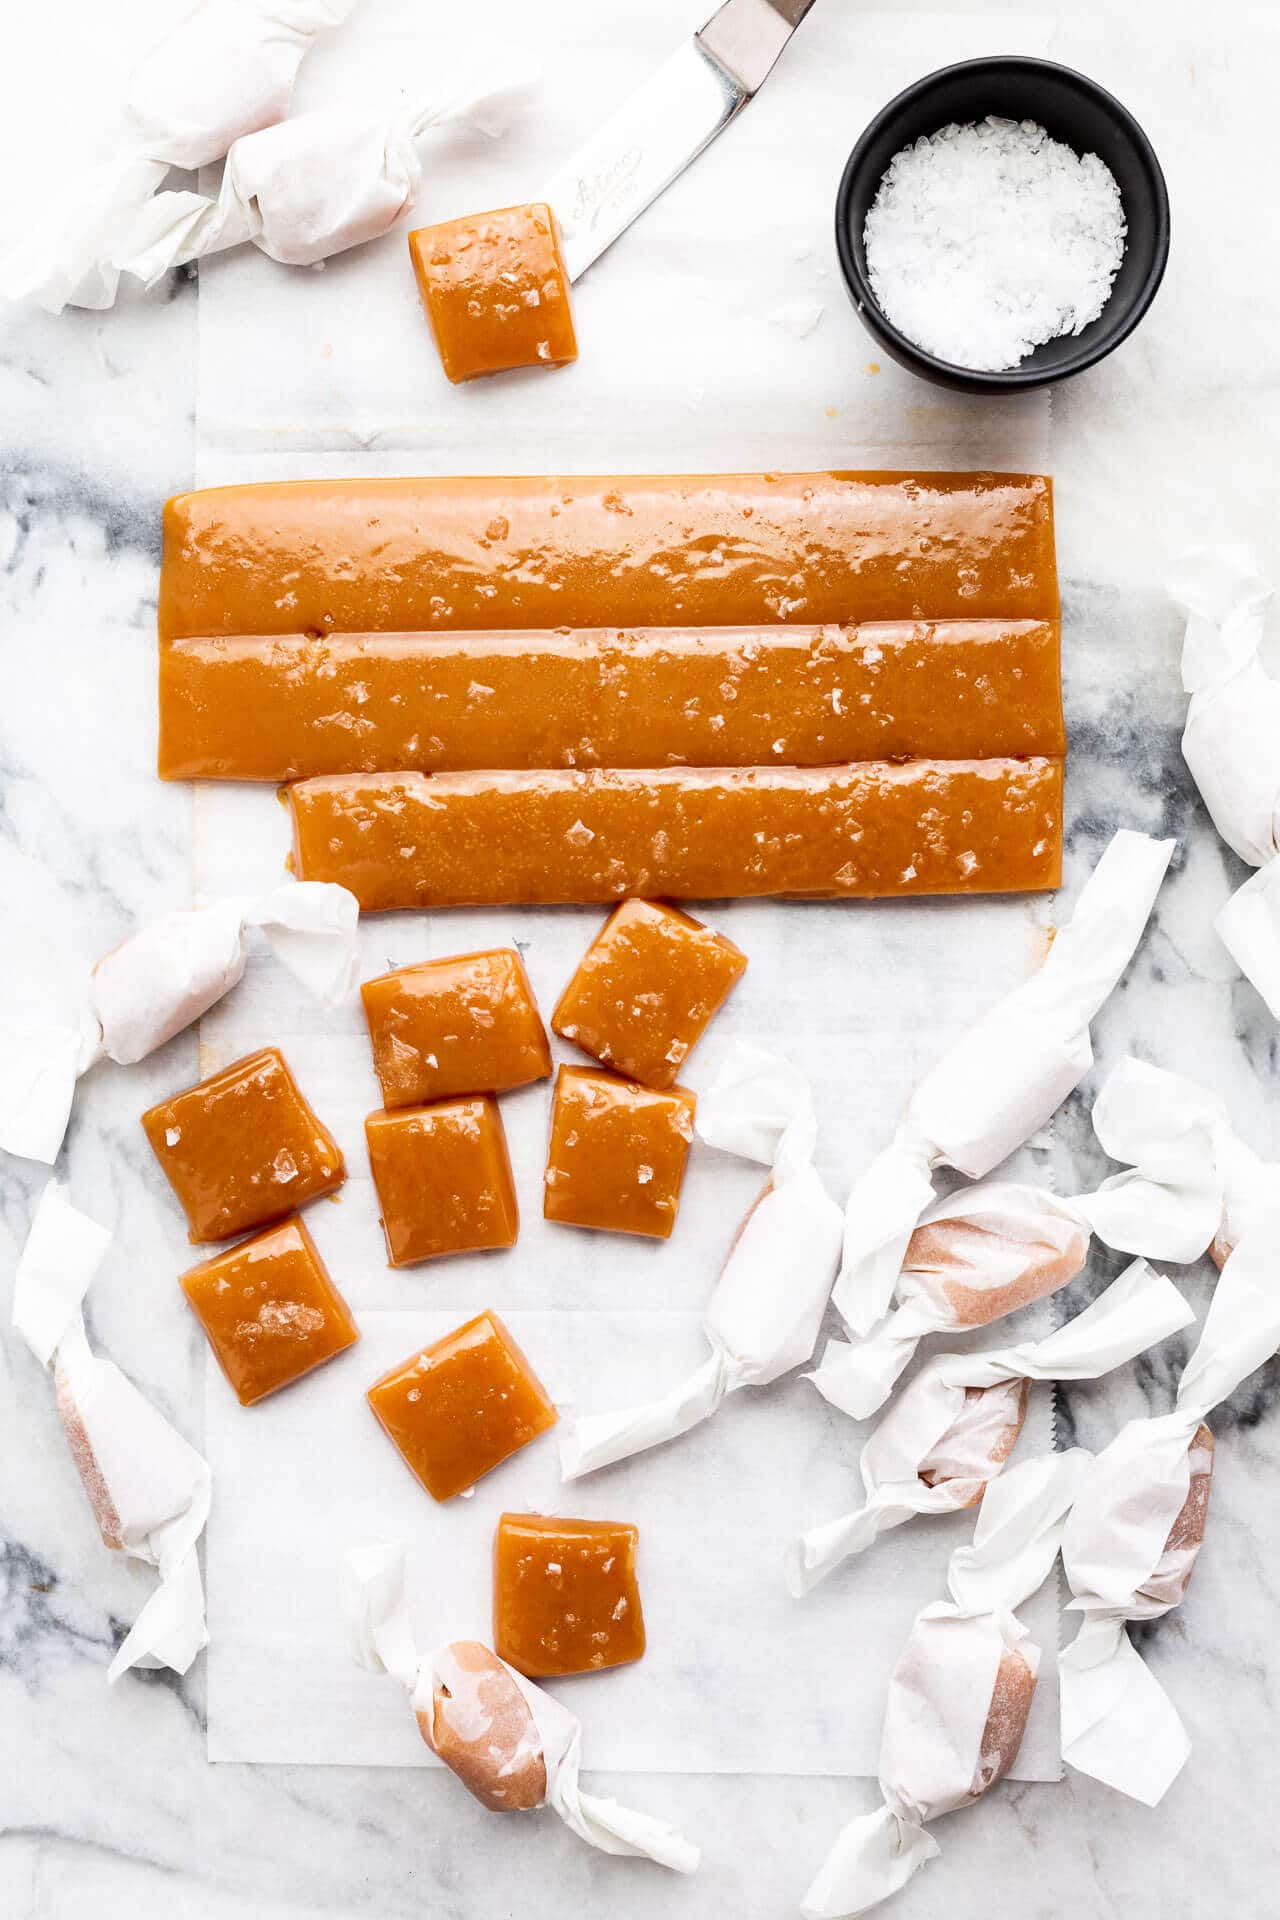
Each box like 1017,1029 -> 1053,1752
287,760 -> 1063,911
365,1097 -> 519,1267
493,1513 -> 646,1678
367,1310 -> 557,1502
544,1064 -> 695,1240
179,1214 -> 358,1406
157,618 -> 1064,781
141,1047 -> 345,1243
361,949 -> 550,1107
158,472 -> 1058,642
553,900 -> 746,1089
409,203 -> 577,384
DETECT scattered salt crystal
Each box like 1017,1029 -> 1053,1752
165,1126 -> 181,1147
772,297 -> 825,338
565,819 -> 595,847
864,116 -> 1127,372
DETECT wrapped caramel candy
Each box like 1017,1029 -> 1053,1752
341,1539 -> 698,1870
1170,550 -> 1280,1020
119,38 -> 537,283
559,1042 -> 841,1479
1076,1055 -> 1279,1266
788,1259 -> 1192,1595
801,1451 -> 1089,1918
811,1181 -> 1090,1419
0,879 -> 357,1165
1059,1210 -> 1280,1803
0,0 -> 361,312
12,1183 -> 210,1681
822,830 -> 1173,1404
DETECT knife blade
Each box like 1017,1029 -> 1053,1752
539,0 -> 818,282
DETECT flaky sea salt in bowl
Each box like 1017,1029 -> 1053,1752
835,57 -> 1169,393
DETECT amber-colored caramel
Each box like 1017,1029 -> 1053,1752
179,1213 -> 358,1405
553,900 -> 746,1089
157,473 -> 1059,642
287,761 -> 1063,911
493,1513 -> 646,1678
365,1098 -> 519,1267
367,1309 -> 557,1501
419,1641 -> 547,1810
544,1064 -> 695,1239
409,203 -> 578,384
361,949 -> 550,1107
156,620 -> 1065,781
141,1046 -> 345,1243
970,1646 -> 1037,1799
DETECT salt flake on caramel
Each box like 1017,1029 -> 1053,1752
494,1513 -> 645,1678
553,899 -> 746,1089
141,1045 -> 344,1243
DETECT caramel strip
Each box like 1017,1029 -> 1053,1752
159,620 -> 1065,780
286,762 -> 1063,911
159,472 -> 1059,641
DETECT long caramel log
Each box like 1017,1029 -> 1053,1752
286,762 -> 1063,911
159,472 -> 1059,642
159,620 -> 1065,780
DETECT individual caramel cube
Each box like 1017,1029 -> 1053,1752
367,1310 -> 557,1501
361,948 -> 550,1108
179,1214 -> 358,1406
365,1097 -> 518,1267
408,202 -> 578,384
493,1512 -> 646,1678
141,1046 -> 345,1243
552,899 -> 747,1088
543,1065 -> 695,1239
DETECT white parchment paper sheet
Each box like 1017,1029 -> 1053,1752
191,0 -> 1059,1780
205,1308 -> 1059,1775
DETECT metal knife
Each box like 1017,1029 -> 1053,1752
540,0 -> 818,282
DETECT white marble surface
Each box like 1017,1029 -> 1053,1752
2,1 -> 1280,1915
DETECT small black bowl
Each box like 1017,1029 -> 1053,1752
834,56 -> 1170,393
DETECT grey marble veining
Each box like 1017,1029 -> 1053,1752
3,0 -> 1280,1914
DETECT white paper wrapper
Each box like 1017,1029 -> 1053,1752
119,35 -> 538,281
12,1182 -> 211,1682
801,1450 -> 1091,1918
1170,548 -> 1280,1017
1060,1208 -> 1280,1804
830,830 -> 1174,1351
788,1259 -> 1193,1595
811,1180 -> 1091,1419
0,0 -> 361,312
0,879 -> 358,1165
341,1539 -> 699,1871
1075,1054 -> 1280,1265
558,1043 -> 842,1479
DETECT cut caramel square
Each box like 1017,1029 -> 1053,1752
543,1064 -> 695,1239
361,948 -> 550,1107
141,1046 -> 344,1243
367,1310 -> 557,1501
493,1511 -> 646,1677
552,898 -> 747,1088
408,202 -> 578,384
180,1214 -> 358,1406
365,1097 -> 518,1267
